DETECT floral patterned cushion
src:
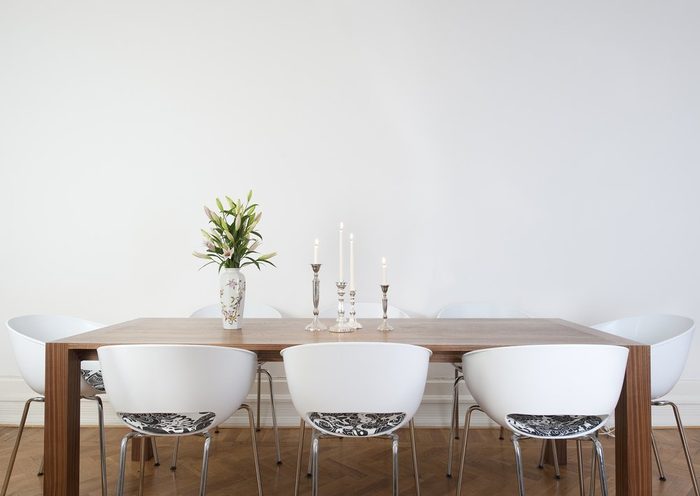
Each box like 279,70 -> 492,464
81,369 -> 105,393
308,412 -> 406,437
120,412 -> 216,435
506,414 -> 604,437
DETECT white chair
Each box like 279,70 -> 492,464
186,303 -> 282,466
98,344 -> 263,496
592,314 -> 698,495
3,315 -> 110,496
320,302 -> 410,319
282,342 -> 431,496
455,344 -> 629,496
436,302 -> 530,477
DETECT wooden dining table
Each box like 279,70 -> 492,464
43,317 -> 651,495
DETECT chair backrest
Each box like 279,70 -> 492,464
281,342 -> 431,432
7,315 -> 102,395
592,314 -> 694,400
98,344 -> 257,430
437,302 -> 529,318
320,302 -> 410,319
190,303 -> 282,318
463,344 -> 628,431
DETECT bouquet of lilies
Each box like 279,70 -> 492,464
193,191 -> 277,271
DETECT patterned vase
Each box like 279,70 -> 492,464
219,268 -> 246,329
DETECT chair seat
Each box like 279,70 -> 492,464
81,369 -> 105,393
120,412 -> 216,435
309,412 -> 406,437
506,414 -> 604,437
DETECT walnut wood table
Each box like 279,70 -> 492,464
44,318 -> 651,495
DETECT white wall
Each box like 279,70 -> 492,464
1,0 -> 700,426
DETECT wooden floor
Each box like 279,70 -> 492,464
1,426 -> 699,495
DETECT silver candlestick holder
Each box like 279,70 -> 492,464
305,264 -> 327,332
377,284 -> 393,331
329,281 -> 354,333
346,289 -> 362,329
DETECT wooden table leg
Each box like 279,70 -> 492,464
615,345 -> 652,496
44,344 -> 82,496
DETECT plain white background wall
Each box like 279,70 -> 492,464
1,0 -> 700,424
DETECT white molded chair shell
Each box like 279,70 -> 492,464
437,302 -> 529,318
190,303 -> 282,318
593,315 -> 694,400
98,344 -> 257,434
463,344 -> 629,439
282,342 -> 431,436
320,302 -> 410,319
7,315 -> 103,396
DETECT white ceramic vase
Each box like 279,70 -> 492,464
219,268 -> 246,329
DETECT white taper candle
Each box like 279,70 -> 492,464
338,222 -> 344,281
381,257 -> 387,285
349,233 -> 355,290
313,238 -> 319,264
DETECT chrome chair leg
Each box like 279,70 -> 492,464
256,364 -> 263,431
261,367 -> 282,464
576,439 -> 585,496
591,435 -> 608,496
537,439 -> 547,469
307,439 -> 313,476
447,374 -> 464,477
295,419 -> 306,496
37,456 -> 44,476
199,432 -> 212,496
512,435 -> 526,496
241,404 -> 264,496
651,430 -> 666,481
661,400 -> 700,496
1,396 -> 43,496
456,404 -> 480,495
83,396 -> 108,496
116,432 -> 138,496
391,433 -> 399,496
589,441 -> 597,496
139,435 -> 146,496
171,438 -> 180,470
311,430 -> 320,496
551,439 -> 561,479
409,419 -> 421,496
499,426 -> 505,440
151,437 -> 160,466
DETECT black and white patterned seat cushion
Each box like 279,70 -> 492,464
506,414 -> 604,437
120,412 -> 216,435
308,412 -> 406,437
81,369 -> 105,393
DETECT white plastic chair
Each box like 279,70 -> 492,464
455,344 -> 629,496
3,315 -> 110,496
184,303 -> 282,467
320,302 -> 410,319
436,302 -> 530,477
592,314 -> 698,495
98,344 -> 263,496
282,342 -> 431,496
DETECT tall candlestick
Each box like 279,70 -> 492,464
313,238 -> 319,264
338,222 -> 344,281
381,257 -> 387,285
349,233 -> 355,290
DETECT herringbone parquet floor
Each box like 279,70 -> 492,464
1,426 -> 699,495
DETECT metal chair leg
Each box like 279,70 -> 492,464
651,430 -> 666,481
512,435 -> 526,496
83,396 -> 108,496
171,438 -> 180,470
1,396 -> 43,496
151,437 -> 160,466
589,441 -> 597,496
256,364 -> 263,431
241,404 -> 264,496
591,435 -> 608,496
311,430 -> 320,496
37,456 -> 44,476
576,439 -> 585,496
537,439 -> 546,469
295,419 -> 306,496
665,400 -> 700,496
307,438 -> 313,477
116,432 -> 138,496
456,404 -> 480,495
199,432 -> 212,496
447,374 -> 464,477
392,433 -> 399,496
138,435 -> 146,496
410,419 -> 421,496
499,426 -> 505,440
551,439 -> 561,479
261,367 -> 282,464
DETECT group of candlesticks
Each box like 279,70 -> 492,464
306,222 -> 393,333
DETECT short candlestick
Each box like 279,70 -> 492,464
377,284 -> 393,332
329,281 -> 354,333
347,289 -> 362,329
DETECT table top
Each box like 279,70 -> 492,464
53,317 -> 641,363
